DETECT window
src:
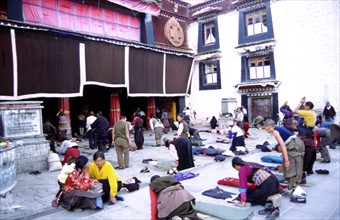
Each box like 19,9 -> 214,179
22,0 -> 141,42
249,56 -> 270,79
238,2 -> 274,45
198,18 -> 219,53
204,22 -> 216,45
199,61 -> 221,90
241,52 -> 276,82
246,10 -> 267,36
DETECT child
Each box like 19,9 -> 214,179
229,122 -> 245,152
52,156 -> 76,207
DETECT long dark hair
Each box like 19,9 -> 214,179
75,156 -> 88,171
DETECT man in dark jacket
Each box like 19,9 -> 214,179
91,111 -> 110,153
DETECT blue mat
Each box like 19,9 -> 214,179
261,155 -> 282,164
194,201 -> 253,220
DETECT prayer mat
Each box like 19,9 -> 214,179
202,186 -> 236,199
217,177 -> 256,190
261,155 -> 283,164
154,162 -> 174,172
194,201 -> 253,220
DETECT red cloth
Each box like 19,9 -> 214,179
63,171 -> 96,192
149,187 -> 157,220
217,177 -> 256,190
62,147 -> 80,165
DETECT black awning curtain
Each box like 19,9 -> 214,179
85,41 -> 125,84
0,27 -> 14,96
129,47 -> 164,94
165,54 -> 192,94
15,29 -> 80,95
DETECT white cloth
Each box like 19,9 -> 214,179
59,140 -> 76,154
232,125 -> 244,137
57,163 -> 75,183
177,122 -> 184,136
139,111 -> 146,117
169,144 -> 179,161
86,115 -> 97,130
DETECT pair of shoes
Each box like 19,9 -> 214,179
115,195 -> 124,201
156,144 -> 161,147
114,166 -> 124,170
290,196 -> 306,203
140,167 -> 150,173
266,207 -> 280,220
258,203 -> 275,215
51,199 -> 59,207
29,171 -> 41,175
315,169 -> 329,175
321,159 -> 331,163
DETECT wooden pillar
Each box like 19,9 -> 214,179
146,97 -> 156,128
110,93 -> 121,126
171,101 -> 177,122
58,98 -> 71,136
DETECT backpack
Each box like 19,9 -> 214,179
123,177 -> 142,192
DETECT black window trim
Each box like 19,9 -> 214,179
238,1 -> 274,45
198,18 -> 220,53
199,60 -> 221,90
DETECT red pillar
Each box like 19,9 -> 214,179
146,97 -> 156,128
58,98 -> 71,136
110,93 -> 121,126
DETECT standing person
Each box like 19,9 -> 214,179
89,151 -> 124,204
229,121 -> 245,152
183,107 -> 191,125
131,113 -> 144,150
164,137 -> 195,171
86,111 -> 97,149
294,97 -> 316,138
264,119 -> 305,190
150,114 -> 164,147
234,107 -> 244,123
112,115 -> 131,169
175,113 -> 189,138
231,157 -> 280,219
91,111 -> 110,153
56,110 -> 67,142
43,119 -> 57,153
242,106 -> 248,122
323,101 -> 336,123
59,156 -> 102,211
161,108 -> 171,133
210,116 -> 218,133
78,113 -> 86,137
280,101 -> 296,133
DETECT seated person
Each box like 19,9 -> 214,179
59,156 -> 102,211
61,143 -> 80,165
149,175 -> 200,220
89,151 -> 123,204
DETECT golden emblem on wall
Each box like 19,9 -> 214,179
164,17 -> 184,47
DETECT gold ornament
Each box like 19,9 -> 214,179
164,17 -> 184,47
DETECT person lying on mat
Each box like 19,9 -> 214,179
231,157 -> 280,207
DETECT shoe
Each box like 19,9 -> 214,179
307,170 -> 314,175
51,199 -> 59,207
280,188 -> 292,197
321,159 -> 330,163
315,169 -> 329,175
266,207 -> 280,220
140,167 -> 150,173
142,159 -> 153,163
329,143 -> 336,149
258,203 -> 275,215
299,178 -> 307,185
290,196 -> 306,203
115,195 -> 124,201
114,166 -> 124,170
